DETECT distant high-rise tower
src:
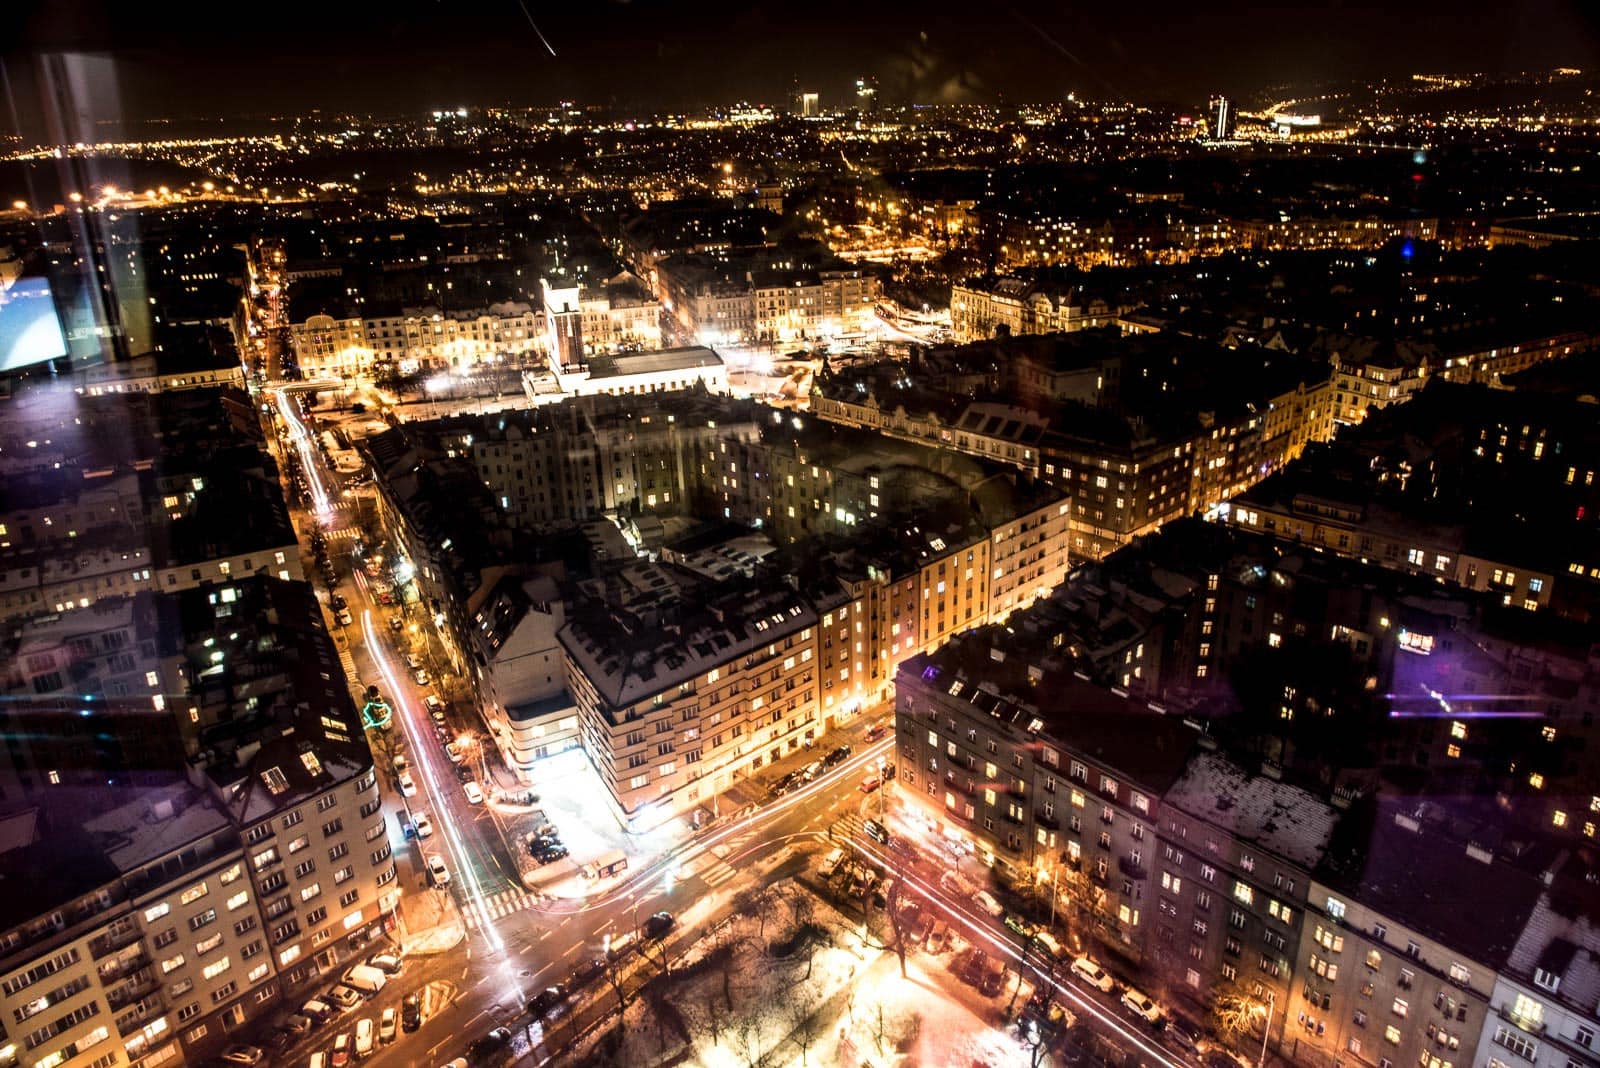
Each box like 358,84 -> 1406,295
800,91 -> 820,118
1209,94 -> 1232,140
855,77 -> 878,116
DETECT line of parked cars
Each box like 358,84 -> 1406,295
258,950 -> 420,1066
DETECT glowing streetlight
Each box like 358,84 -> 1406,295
10,200 -> 25,212
68,192 -> 83,204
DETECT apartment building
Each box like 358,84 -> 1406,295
290,302 -> 542,379
560,572 -> 821,831
1477,861 -> 1600,1068
0,783 -> 251,1068
950,276 -> 1121,343
1154,752 -> 1341,1048
894,627 -> 1199,962
750,268 -> 877,342
1288,802 -> 1546,1068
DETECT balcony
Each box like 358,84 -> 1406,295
1118,855 -> 1149,880
1496,1004 -> 1546,1035
89,922 -> 143,960
97,947 -> 152,985
106,968 -> 159,1011
1035,811 -> 1060,830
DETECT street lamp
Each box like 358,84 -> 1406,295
1257,990 -> 1277,1068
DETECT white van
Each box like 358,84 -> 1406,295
309,1053 -> 327,1068
341,964 -> 387,996
582,849 -> 628,880
818,848 -> 846,877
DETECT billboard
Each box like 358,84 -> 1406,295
0,276 -> 69,372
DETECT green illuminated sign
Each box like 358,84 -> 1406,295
361,698 -> 392,731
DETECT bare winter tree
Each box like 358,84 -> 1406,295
735,884 -> 777,944
884,879 -> 910,978
787,982 -> 824,1067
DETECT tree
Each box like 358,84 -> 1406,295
787,982 -> 823,1067
735,885 -> 778,943
1212,992 -> 1266,1049
883,879 -> 911,978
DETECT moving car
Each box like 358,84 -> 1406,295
378,1007 -> 397,1044
642,911 -> 676,940
412,811 -> 433,839
401,994 -> 423,1032
1121,987 -> 1163,1024
1071,955 -> 1117,993
864,818 -> 890,845
220,1046 -> 265,1066
462,781 -> 484,804
860,773 -> 881,793
427,853 -> 451,887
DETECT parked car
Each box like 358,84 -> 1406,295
220,1046 -> 265,1066
389,615 -> 405,633
973,890 -> 1004,917
469,1028 -> 513,1057
412,811 -> 433,839
818,847 -> 846,878
412,668 -> 430,686
427,853 -> 451,887
337,608 -> 354,627
1071,956 -> 1117,993
823,743 -> 852,767
301,998 -> 335,1022
864,818 -> 890,845
801,760 -> 825,781
367,952 -> 404,975
330,593 -> 347,611
642,911 -> 675,940
397,769 -> 417,797
860,773 -> 881,793
1003,913 -> 1036,938
767,771 -> 800,797
462,781 -> 484,804
354,1017 -> 375,1057
327,985 -> 362,1010
865,722 -> 888,741
281,1014 -> 315,1037
568,957 -> 607,992
1121,987 -> 1163,1024
444,741 -> 465,763
424,695 -> 446,719
527,984 -> 568,1015
532,841 -> 569,864
378,1007 -> 398,1044
400,994 -> 423,1032
331,1032 -> 352,1067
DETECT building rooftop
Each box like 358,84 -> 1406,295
587,345 -> 723,380
1164,751 -> 1340,870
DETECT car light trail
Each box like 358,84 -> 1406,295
359,602 -> 516,976
273,387 -> 333,521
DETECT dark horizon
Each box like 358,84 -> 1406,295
3,0 -> 1597,134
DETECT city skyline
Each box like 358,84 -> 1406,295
2,0 -> 1598,130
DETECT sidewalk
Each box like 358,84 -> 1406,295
396,885 -> 465,955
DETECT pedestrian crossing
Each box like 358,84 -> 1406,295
463,887 -> 539,930
325,526 -> 361,541
701,859 -> 741,888
338,647 -> 360,687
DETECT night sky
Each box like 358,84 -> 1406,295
3,0 -> 1598,128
